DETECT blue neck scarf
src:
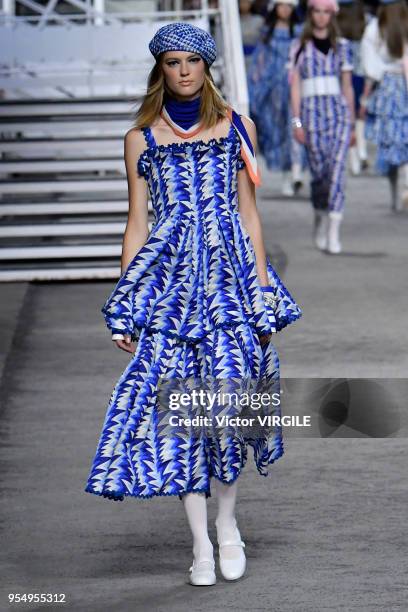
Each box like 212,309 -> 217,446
163,92 -> 201,131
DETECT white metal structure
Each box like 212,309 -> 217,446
0,0 -> 249,281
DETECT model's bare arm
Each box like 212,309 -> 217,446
341,70 -> 356,145
290,63 -> 301,118
237,115 -> 269,286
358,77 -> 374,119
114,129 -> 149,353
121,129 -> 150,274
290,65 -> 305,144
341,70 -> 356,125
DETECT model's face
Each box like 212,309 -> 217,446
161,50 -> 206,101
239,0 -> 252,14
311,7 -> 332,29
276,3 -> 293,21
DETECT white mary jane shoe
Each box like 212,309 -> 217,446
188,559 -> 216,586
215,521 -> 246,581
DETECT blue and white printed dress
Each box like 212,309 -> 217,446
84,119 -> 302,502
289,37 -> 353,213
361,16 -> 408,175
248,25 -> 306,172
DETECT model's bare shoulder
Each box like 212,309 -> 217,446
124,127 -> 146,155
239,113 -> 255,126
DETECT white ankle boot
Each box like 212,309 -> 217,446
349,146 -> 361,176
327,211 -> 343,254
356,118 -> 368,168
215,519 -> 246,580
313,210 -> 329,251
292,162 -> 303,193
189,558 -> 216,586
281,172 -> 295,196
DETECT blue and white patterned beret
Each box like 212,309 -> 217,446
149,21 -> 217,66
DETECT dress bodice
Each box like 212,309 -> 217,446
101,119 -> 302,343
137,121 -> 245,223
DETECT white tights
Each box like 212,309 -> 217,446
181,479 -> 239,563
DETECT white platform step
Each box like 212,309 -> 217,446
1,178 -> 127,194
0,221 -> 133,238
0,73 -> 148,96
0,244 -> 122,260
0,200 -> 137,216
0,138 -> 123,156
0,267 -> 122,282
0,100 -> 137,117
1,119 -> 132,137
0,158 -> 124,173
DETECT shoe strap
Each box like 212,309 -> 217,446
190,559 -> 215,572
215,522 -> 245,548
218,540 -> 245,548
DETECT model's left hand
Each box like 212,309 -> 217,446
349,129 -> 356,147
114,334 -> 136,354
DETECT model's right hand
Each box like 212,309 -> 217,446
294,126 -> 306,145
358,105 -> 366,121
114,334 -> 136,354
259,333 -> 273,347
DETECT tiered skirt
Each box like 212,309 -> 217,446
84,321 -> 283,501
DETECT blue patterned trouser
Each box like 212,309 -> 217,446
302,95 -> 352,214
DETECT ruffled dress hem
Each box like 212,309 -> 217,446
84,440 -> 284,502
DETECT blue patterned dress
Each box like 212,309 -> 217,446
84,120 -> 302,502
361,17 -> 408,175
365,73 -> 408,174
248,25 -> 306,171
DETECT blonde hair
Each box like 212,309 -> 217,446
131,55 -> 230,130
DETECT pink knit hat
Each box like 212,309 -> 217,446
308,0 -> 339,13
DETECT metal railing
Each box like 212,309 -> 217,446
0,0 -> 248,111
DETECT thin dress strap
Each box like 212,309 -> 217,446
227,119 -> 237,143
141,126 -> 157,149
